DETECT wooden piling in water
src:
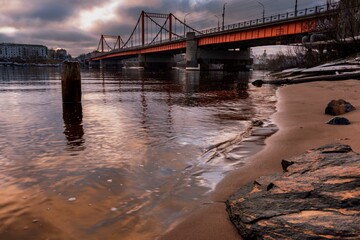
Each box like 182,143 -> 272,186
61,61 -> 81,103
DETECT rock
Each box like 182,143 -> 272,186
251,119 -> 264,127
326,117 -> 351,125
32,219 -> 39,223
281,159 -> 294,172
251,80 -> 263,87
325,99 -> 356,116
68,197 -> 76,201
226,143 -> 360,239
318,144 -> 352,153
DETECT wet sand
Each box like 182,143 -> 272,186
160,80 -> 360,240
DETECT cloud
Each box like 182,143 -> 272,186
30,29 -> 96,43
0,33 -> 15,43
0,0 -> 329,56
24,2 -> 73,22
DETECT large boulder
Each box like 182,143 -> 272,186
226,143 -> 360,239
325,99 -> 356,116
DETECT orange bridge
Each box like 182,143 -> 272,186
88,3 -> 339,71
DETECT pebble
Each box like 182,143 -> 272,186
107,179 -> 113,183
32,219 -> 39,223
110,207 -> 117,211
68,197 -> 76,201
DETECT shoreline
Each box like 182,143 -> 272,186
160,79 -> 360,240
0,62 -> 61,67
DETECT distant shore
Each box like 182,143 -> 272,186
0,60 -> 63,67
160,79 -> 360,240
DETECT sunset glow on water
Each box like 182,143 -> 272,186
0,67 -> 275,239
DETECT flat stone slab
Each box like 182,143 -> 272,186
226,143 -> 360,239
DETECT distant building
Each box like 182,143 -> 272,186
252,49 -> 277,70
0,43 -> 48,59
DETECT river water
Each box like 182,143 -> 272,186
0,66 -> 276,239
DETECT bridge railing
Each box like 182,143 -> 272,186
199,2 -> 339,35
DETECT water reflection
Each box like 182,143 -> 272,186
0,67 -> 277,240
177,71 -> 251,107
62,102 -> 84,150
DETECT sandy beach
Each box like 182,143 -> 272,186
160,79 -> 360,240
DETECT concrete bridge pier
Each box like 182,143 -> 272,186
99,59 -> 123,69
139,54 -> 175,71
198,48 -> 252,71
185,32 -> 199,69
185,32 -> 252,71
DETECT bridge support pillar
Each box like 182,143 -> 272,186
139,54 -> 175,71
97,59 -> 123,69
186,32 -> 199,69
198,48 -> 252,71
184,31 -> 252,71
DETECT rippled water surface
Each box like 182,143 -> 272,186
0,66 -> 276,239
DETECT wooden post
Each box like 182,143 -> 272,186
61,61 -> 81,103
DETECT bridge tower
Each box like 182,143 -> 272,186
96,35 -> 125,68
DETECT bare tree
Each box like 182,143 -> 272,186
319,0 -> 360,56
340,0 -> 360,44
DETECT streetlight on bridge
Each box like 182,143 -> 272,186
184,12 -> 191,36
295,0 -> 298,16
222,2 -> 227,31
258,1 -> 265,23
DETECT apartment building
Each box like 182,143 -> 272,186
0,43 -> 48,59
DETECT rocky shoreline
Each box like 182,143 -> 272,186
252,57 -> 360,86
225,94 -> 359,239
226,143 -> 360,239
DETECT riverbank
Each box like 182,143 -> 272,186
0,62 -> 60,67
160,79 -> 360,239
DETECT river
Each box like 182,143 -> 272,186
0,66 -> 276,239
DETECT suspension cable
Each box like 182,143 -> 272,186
122,13 -> 142,48
145,13 -> 184,42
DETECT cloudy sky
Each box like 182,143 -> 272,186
0,0 -> 330,56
